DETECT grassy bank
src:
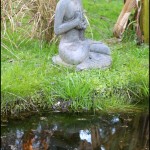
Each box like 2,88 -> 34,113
1,0 -> 149,118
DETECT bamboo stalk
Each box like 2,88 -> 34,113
141,0 -> 149,43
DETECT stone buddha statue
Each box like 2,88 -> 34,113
52,0 -> 112,70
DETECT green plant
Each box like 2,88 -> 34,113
50,72 -> 93,111
1,0 -> 149,118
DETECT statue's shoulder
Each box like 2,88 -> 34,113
57,0 -> 70,6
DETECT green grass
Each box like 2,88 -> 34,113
1,0 -> 149,118
83,0 -> 123,40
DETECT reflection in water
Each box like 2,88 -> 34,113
1,112 -> 149,150
80,130 -> 91,143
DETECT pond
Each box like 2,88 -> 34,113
1,112 -> 149,150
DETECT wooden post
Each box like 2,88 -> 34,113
140,0 -> 149,43
144,0 -> 149,43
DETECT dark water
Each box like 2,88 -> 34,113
1,112 -> 149,150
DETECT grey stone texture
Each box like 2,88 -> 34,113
52,0 -> 112,70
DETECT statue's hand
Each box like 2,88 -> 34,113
74,11 -> 83,24
74,11 -> 87,29
82,19 -> 87,29
74,11 -> 83,20
76,19 -> 87,29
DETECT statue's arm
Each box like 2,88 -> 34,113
54,2 -> 80,35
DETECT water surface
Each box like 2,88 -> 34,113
1,112 -> 149,150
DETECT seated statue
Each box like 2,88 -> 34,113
52,0 -> 112,70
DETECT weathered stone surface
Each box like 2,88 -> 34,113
52,0 -> 112,70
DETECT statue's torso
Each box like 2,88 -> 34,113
60,0 -> 83,43
64,0 -> 82,21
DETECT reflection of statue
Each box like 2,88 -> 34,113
52,0 -> 112,70
79,140 -> 92,150
78,127 -> 101,150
